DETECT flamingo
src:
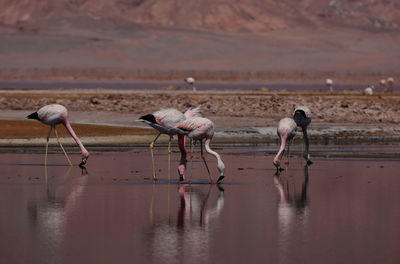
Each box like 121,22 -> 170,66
379,79 -> 386,92
273,117 -> 297,172
26,104 -> 89,167
387,77 -> 394,93
137,107 -> 201,181
176,117 -> 225,184
293,105 -> 312,164
364,85 -> 375,96
326,78 -> 333,93
184,77 -> 197,92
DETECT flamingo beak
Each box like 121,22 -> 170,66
216,174 -> 225,184
79,157 -> 88,168
274,162 -> 284,173
178,169 -> 184,182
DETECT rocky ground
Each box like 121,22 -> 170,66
1,89 -> 400,147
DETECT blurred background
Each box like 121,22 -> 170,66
0,0 -> 399,83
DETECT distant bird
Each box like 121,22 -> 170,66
273,117 -> 297,171
27,104 -> 89,167
137,107 -> 201,181
293,105 -> 312,164
184,77 -> 197,92
364,85 -> 375,96
379,79 -> 387,92
387,77 -> 394,93
326,79 -> 333,93
177,117 -> 225,184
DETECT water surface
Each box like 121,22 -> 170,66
0,146 -> 399,264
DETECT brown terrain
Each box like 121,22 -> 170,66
0,0 -> 399,81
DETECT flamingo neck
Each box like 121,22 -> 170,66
273,135 -> 287,165
63,119 -> 89,158
204,138 -> 225,175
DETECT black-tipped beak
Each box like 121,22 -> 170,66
79,157 -> 88,168
178,169 -> 184,182
216,175 -> 225,184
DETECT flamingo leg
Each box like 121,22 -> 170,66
45,126 -> 52,166
189,139 -> 194,184
302,127 -> 312,165
54,126 -> 73,166
150,132 -> 161,181
168,136 -> 172,183
200,139 -> 213,184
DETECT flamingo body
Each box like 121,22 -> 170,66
387,77 -> 394,92
184,77 -> 197,91
364,86 -> 374,95
178,117 -> 214,140
27,104 -> 89,167
29,104 -> 68,125
293,106 -> 312,127
326,79 -> 333,92
139,108 -> 186,136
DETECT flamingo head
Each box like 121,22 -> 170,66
216,160 -> 225,184
273,159 -> 284,173
178,164 -> 186,181
79,151 -> 90,168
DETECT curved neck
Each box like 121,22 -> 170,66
204,139 -> 224,168
274,136 -> 287,164
63,119 -> 89,158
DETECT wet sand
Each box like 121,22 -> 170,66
0,146 -> 399,264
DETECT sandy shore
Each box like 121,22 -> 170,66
1,88 -> 400,147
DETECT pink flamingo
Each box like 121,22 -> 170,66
273,117 -> 297,172
387,77 -> 394,93
326,79 -> 333,93
293,105 -> 312,164
27,104 -> 89,167
137,107 -> 201,181
177,117 -> 225,184
184,77 -> 197,92
379,79 -> 387,92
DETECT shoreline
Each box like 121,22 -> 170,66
1,120 -> 400,148
1,88 -> 400,149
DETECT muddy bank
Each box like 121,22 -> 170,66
1,89 -> 400,147
1,119 -> 400,148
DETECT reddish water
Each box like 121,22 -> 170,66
0,146 -> 399,264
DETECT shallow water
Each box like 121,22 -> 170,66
0,146 -> 399,264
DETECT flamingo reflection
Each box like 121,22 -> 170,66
27,166 -> 88,262
274,165 -> 310,263
148,183 -> 224,263
274,165 -> 310,235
